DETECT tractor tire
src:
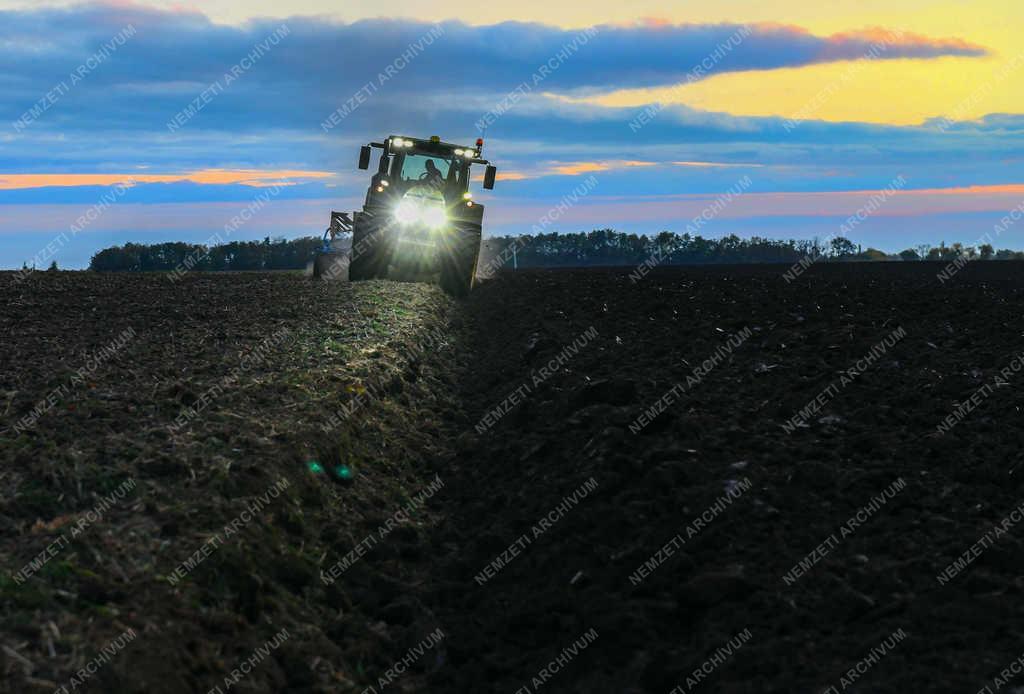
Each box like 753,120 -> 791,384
349,218 -> 381,281
440,231 -> 481,297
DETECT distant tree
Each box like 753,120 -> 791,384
858,248 -> 890,261
830,237 -> 857,258
90,245 -> 135,271
47,260 -> 58,271
950,242 -> 973,259
899,249 -> 920,261
915,244 -> 931,260
927,242 -> 961,262
979,243 -> 995,260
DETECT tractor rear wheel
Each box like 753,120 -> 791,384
440,232 -> 481,297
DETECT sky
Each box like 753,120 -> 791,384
2,0 -> 1024,268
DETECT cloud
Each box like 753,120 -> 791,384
0,2 -> 990,136
923,113 -> 1024,133
673,161 -> 767,169
0,169 -> 334,190
0,2 -> 1001,188
548,160 -> 657,176
810,27 -> 988,62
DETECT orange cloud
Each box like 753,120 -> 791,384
886,183 -> 1024,196
826,27 -> 987,55
551,162 -> 610,175
0,168 -> 335,190
744,181 -> 1024,201
550,160 -> 657,176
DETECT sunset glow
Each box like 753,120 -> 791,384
1,0 -> 1022,267
0,169 -> 336,190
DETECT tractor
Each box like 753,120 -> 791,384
314,134 -> 498,296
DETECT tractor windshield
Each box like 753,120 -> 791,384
399,154 -> 456,185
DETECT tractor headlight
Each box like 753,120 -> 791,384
394,199 -> 420,224
422,205 -> 447,229
393,198 -> 448,229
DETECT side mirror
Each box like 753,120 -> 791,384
358,146 -> 371,170
377,152 -> 390,176
483,165 -> 497,190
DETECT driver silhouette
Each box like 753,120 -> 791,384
422,160 -> 444,188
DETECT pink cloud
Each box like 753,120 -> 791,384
0,169 -> 335,190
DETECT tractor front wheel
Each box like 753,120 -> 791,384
349,220 -> 382,281
440,232 -> 481,297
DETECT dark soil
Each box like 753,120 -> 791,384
3,263 -> 1024,693
1,272 -> 462,693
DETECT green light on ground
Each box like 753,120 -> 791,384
334,465 -> 353,481
307,461 -> 324,474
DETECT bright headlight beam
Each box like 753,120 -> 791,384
422,206 -> 447,229
394,199 -> 420,224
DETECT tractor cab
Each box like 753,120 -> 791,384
360,135 -> 496,207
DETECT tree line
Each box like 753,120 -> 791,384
88,237 -> 322,272
85,232 -> 1024,273
479,232 -> 1024,268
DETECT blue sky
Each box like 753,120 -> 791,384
2,1 -> 1024,268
